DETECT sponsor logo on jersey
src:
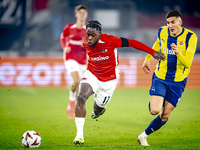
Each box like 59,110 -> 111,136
101,49 -> 107,53
91,55 -> 109,61
164,47 -> 176,55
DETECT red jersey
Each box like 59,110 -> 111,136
83,34 -> 122,81
83,33 -> 156,82
60,23 -> 87,65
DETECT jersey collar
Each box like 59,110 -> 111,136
168,27 -> 184,37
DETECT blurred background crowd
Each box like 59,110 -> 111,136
0,0 -> 200,56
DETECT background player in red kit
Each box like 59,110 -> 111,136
73,20 -> 166,144
60,5 -> 87,119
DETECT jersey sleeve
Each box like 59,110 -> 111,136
109,35 -> 155,55
127,39 -> 155,55
145,37 -> 160,61
109,35 -> 123,48
176,33 -> 198,68
109,34 -> 156,55
60,25 -> 70,49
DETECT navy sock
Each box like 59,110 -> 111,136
145,115 -> 168,135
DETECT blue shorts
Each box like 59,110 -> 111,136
149,73 -> 187,107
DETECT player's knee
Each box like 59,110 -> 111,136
150,108 -> 161,115
77,93 -> 87,106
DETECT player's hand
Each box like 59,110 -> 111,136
64,47 -> 71,53
152,51 -> 166,61
171,43 -> 179,54
142,59 -> 151,74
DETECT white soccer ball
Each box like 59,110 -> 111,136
21,130 -> 41,148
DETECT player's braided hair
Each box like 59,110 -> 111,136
86,20 -> 102,31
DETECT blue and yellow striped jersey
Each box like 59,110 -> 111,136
146,26 -> 198,82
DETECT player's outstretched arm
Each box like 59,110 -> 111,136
120,38 -> 166,61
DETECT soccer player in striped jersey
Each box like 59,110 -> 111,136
73,20 -> 166,144
60,5 -> 87,119
138,10 -> 198,146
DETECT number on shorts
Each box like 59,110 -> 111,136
103,96 -> 110,105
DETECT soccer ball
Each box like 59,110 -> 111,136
21,130 -> 41,148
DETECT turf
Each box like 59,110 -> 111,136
0,87 -> 200,150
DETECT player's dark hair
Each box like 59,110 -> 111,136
86,20 -> 102,31
166,10 -> 181,18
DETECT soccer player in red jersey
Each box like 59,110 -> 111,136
73,20 -> 166,144
60,5 -> 87,119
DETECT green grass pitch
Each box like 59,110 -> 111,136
0,87 -> 200,150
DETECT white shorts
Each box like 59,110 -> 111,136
64,59 -> 86,78
80,70 -> 118,108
